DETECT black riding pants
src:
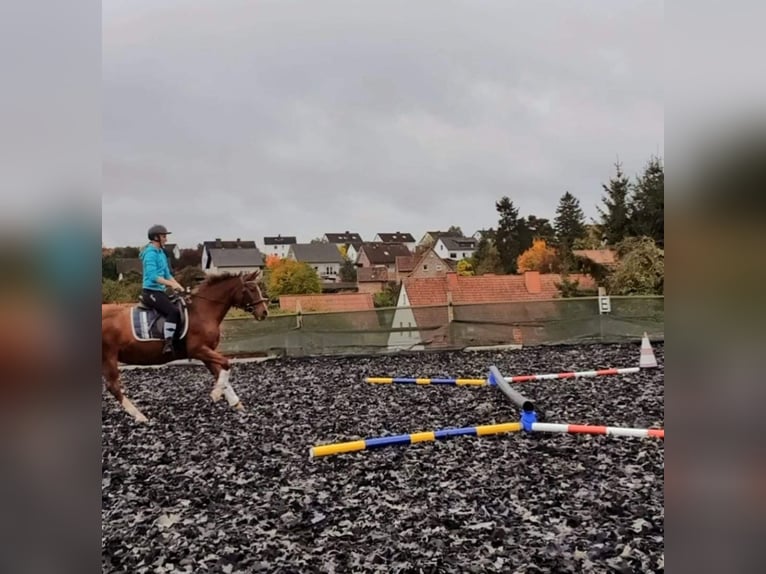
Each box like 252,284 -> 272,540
143,289 -> 181,325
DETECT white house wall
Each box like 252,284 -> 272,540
265,244 -> 292,258
435,239 -> 475,261
386,285 -> 424,351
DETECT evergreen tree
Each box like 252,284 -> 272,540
554,191 -> 587,264
524,215 -> 555,243
494,197 -> 524,274
597,161 -> 631,246
628,155 -> 664,247
471,229 -> 503,275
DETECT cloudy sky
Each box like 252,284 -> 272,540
102,0 -> 663,249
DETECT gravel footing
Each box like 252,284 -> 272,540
102,342 -> 664,573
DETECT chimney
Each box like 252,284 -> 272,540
236,238 -> 241,247
524,271 -> 541,294
446,271 -> 459,290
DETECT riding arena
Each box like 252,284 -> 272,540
102,327 -> 664,572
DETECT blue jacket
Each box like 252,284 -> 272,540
140,244 -> 172,290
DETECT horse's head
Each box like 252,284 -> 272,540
238,270 -> 269,321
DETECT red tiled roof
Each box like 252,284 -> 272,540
357,267 -> 389,282
279,293 -> 375,313
402,271 -> 598,348
403,271 -> 597,306
573,249 -> 618,266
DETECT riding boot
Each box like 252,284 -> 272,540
163,321 -> 177,355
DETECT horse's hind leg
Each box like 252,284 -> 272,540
103,356 -> 148,423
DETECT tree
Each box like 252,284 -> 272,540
102,253 -> 118,280
456,259 -> 475,276
606,236 -> 664,295
446,225 -> 464,236
177,247 -> 202,269
266,259 -> 322,299
339,258 -> 357,282
264,254 -> 281,269
373,282 -> 401,308
573,224 -> 604,250
554,191 -> 587,264
494,197 -> 525,274
597,161 -> 631,246
516,239 -> 560,273
471,230 -> 503,275
628,155 -> 664,247
524,215 -> 555,243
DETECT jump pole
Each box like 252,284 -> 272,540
309,421 -> 522,458
309,420 -> 664,458
365,367 -> 640,387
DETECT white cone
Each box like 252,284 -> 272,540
640,332 -> 658,368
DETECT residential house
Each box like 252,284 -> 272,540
200,238 -> 265,274
355,242 -> 412,278
356,266 -> 390,294
434,235 -> 477,261
323,231 -> 364,246
388,271 -> 597,350
401,247 -> 455,280
287,243 -> 345,282
373,232 -> 416,252
263,235 -> 297,259
344,240 -> 365,263
417,230 -> 463,249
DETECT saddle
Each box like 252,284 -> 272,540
131,293 -> 190,343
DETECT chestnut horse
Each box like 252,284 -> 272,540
101,270 -> 269,422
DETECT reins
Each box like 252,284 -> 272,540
182,275 -> 268,313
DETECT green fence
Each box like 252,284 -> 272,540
217,296 -> 664,357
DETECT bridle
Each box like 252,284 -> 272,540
239,276 -> 269,313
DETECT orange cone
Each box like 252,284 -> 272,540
639,332 -> 658,368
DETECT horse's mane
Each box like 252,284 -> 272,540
199,271 -> 243,286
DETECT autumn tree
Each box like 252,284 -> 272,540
264,254 -> 281,269
457,259 -> 475,276
597,161 -> 631,246
266,259 -> 322,299
516,239 -> 560,273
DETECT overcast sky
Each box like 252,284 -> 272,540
102,0 -> 663,249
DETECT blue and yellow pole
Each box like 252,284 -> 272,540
310,421 -> 522,458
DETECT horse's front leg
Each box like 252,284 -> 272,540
192,346 -> 244,411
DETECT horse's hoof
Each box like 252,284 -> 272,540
135,413 -> 148,423
233,402 -> 245,412
211,389 -> 223,402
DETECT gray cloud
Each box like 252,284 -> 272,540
103,0 -> 662,248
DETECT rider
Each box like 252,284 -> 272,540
140,224 -> 185,354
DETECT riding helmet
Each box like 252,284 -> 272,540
147,224 -> 171,241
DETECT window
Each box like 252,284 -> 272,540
450,253 -> 456,259
436,265 -> 443,271
423,264 -> 428,270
